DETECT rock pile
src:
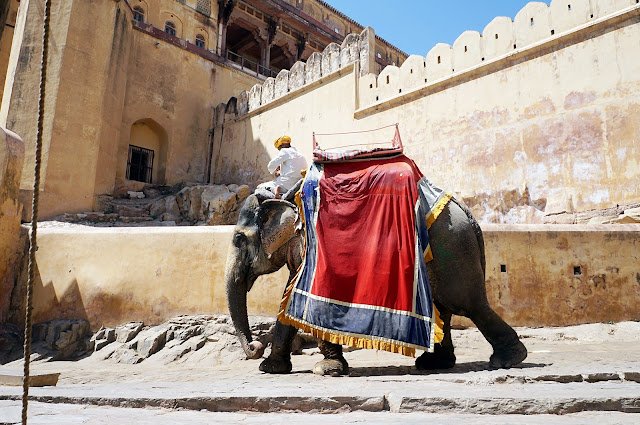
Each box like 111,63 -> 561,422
1,315 -> 316,366
0,319 -> 93,364
58,183 -> 251,226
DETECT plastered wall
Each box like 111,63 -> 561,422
0,0 -> 259,219
23,224 -> 640,329
214,0 -> 640,223
0,127 -> 23,322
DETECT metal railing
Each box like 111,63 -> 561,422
226,51 -> 278,78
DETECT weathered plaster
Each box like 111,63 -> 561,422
0,126 -> 24,322
22,224 -> 640,329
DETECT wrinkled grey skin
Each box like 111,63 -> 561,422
225,190 -> 527,375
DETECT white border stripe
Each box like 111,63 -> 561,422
293,288 -> 432,322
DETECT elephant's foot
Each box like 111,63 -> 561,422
259,355 -> 292,374
313,358 -> 349,376
415,344 -> 456,370
489,340 -> 528,369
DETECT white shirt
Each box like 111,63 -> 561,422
267,146 -> 308,191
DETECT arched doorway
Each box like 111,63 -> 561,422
126,119 -> 168,185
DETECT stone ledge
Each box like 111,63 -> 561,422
1,392 -> 638,415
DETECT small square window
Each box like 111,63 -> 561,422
165,21 -> 176,37
127,145 -> 154,183
195,35 -> 206,49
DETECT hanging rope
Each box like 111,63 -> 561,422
22,1 -> 52,423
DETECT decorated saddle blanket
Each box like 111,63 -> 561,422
279,154 -> 452,356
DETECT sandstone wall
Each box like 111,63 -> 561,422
213,0 -> 640,224
0,126 -> 23,322
22,224 -> 640,329
0,0 -> 259,219
0,0 -> 19,105
24,225 -> 288,329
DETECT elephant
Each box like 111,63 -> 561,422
225,187 -> 528,376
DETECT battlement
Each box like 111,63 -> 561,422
220,0 -> 639,118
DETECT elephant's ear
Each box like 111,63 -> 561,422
257,199 -> 298,257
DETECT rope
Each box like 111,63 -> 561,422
22,1 -> 51,423
313,123 -> 398,137
313,123 -> 401,150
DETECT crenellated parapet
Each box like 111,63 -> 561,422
219,0 -> 638,120
361,0 -> 639,108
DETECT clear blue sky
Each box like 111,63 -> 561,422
324,1 -> 548,55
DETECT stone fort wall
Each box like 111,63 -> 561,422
212,0 -> 640,224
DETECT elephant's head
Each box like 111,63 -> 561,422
224,192 -> 301,359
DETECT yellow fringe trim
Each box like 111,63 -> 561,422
423,193 -> 453,264
433,304 -> 444,344
424,245 -> 433,263
426,192 -> 453,229
278,313 -> 418,357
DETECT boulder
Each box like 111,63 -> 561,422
135,327 -> 168,358
115,322 -> 144,343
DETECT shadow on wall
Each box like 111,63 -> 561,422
9,252 -> 89,329
209,99 -> 272,189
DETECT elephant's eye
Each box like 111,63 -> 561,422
233,232 -> 247,247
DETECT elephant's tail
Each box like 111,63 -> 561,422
451,197 -> 486,277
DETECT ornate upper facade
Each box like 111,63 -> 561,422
127,0 -> 407,77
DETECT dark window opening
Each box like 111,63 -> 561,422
195,34 -> 206,49
133,7 -> 145,24
551,29 -> 555,35
500,264 -> 507,273
165,21 -> 176,37
127,145 -> 154,183
437,55 -> 441,64
573,266 -> 582,276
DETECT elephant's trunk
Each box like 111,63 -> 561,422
225,247 -> 265,360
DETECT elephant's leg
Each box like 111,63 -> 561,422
468,303 -> 527,369
259,320 -> 297,374
313,340 -> 349,376
415,307 -> 456,370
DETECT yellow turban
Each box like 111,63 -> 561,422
274,135 -> 291,149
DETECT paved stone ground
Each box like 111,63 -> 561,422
1,321 -> 639,424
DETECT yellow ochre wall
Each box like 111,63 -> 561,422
0,0 -> 259,219
24,224 -> 640,330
